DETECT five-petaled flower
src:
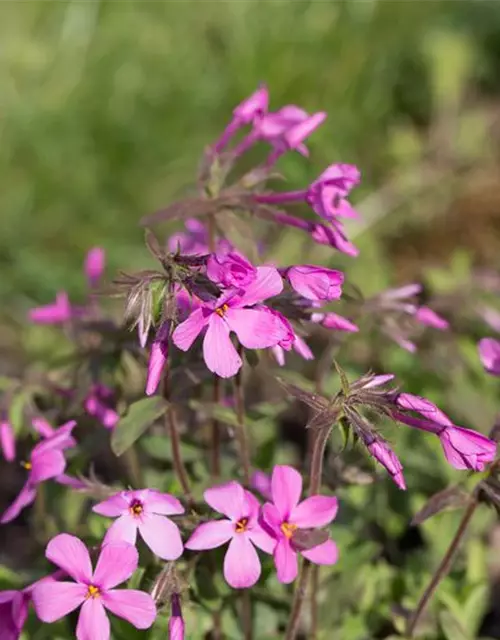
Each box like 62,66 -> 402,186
260,465 -> 338,584
172,266 -> 289,378
32,534 -> 156,640
93,489 -> 185,561
185,481 -> 274,589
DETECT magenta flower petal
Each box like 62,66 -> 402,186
32,581 -> 87,623
172,308 -> 210,351
30,448 -> 66,484
274,538 -> 298,584
440,426 -> 496,471
250,470 -> 272,501
395,393 -> 453,427
223,535 -> 261,589
478,337 -> 500,376
203,316 -> 242,378
76,598 -> 110,640
29,292 -> 72,324
0,483 -> 37,524
290,496 -> 338,528
283,112 -> 326,149
247,524 -> 276,554
93,493 -> 129,517
84,248 -> 105,287
55,473 -> 86,489
46,534 -> 93,583
260,502 -> 282,536
225,308 -> 288,349
92,543 -> 138,590
301,538 -> 338,565
0,421 -> 15,462
233,85 -> 269,123
103,515 -> 138,546
101,589 -> 156,629
31,417 -> 55,438
204,481 -> 246,519
207,252 -> 257,288
415,306 -> 449,330
146,490 -> 184,515
367,440 -> 406,490
286,266 -> 343,301
271,465 -> 303,519
294,336 -> 314,361
185,520 -> 234,551
236,266 -> 283,307
316,312 -> 359,332
138,513 -> 183,560
169,594 -> 185,640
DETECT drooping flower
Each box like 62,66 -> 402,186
169,593 -> 185,640
207,252 -> 257,289
84,247 -> 106,288
271,334 -> 314,367
311,310 -> 359,333
478,337 -> 500,376
172,266 -> 289,378
0,420 -> 15,462
260,465 -> 338,584
93,489 -> 184,561
394,412 -> 496,471
185,481 -> 274,589
32,534 -> 156,639
364,436 -> 405,490
84,384 -> 120,429
145,321 -> 171,396
306,163 -> 361,221
414,306 -> 449,330
29,292 -> 73,325
285,265 -> 343,302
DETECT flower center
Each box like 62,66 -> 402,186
86,585 -> 100,599
280,522 -> 297,539
129,500 -> 143,517
21,461 -> 32,471
215,303 -> 229,318
235,517 -> 249,533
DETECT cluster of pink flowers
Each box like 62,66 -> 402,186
0,465 -> 337,638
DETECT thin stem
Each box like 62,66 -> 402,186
123,446 -> 143,488
310,565 -> 320,640
233,358 -> 251,486
407,498 -> 479,637
242,590 -> 253,640
285,426 -> 332,640
207,214 -> 222,480
163,373 -> 194,506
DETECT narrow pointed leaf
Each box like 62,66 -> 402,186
111,397 -> 168,456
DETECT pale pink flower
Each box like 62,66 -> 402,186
32,534 -> 156,639
93,489 -> 184,561
185,482 -> 274,589
285,265 -> 343,302
172,266 -> 289,378
261,465 -> 338,584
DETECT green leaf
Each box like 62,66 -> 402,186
111,397 -> 168,456
141,434 -> 200,462
439,610 -> 471,640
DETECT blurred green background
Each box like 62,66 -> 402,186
2,2 -> 500,638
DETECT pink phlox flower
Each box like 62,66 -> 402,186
84,384 -> 120,429
258,106 -> 325,157
93,489 -> 184,561
207,251 -> 257,289
285,265 -> 343,302
311,310 -> 359,333
169,593 -> 185,640
185,481 -> 274,589
307,163 -> 361,221
1,421 -> 77,524
272,334 -> 314,367
32,534 -> 156,639
0,420 -> 15,462
478,337 -> 500,376
29,291 -> 73,325
394,412 -> 497,471
414,306 -> 449,330
172,266 -> 289,378
84,248 -> 105,288
0,573 -> 62,640
260,465 -> 339,584
310,220 -> 359,257
145,321 -> 171,396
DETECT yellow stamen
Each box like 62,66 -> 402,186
130,501 -> 143,517
21,461 -> 32,471
235,517 -> 249,533
215,303 -> 229,318
280,522 -> 297,539
86,585 -> 100,599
